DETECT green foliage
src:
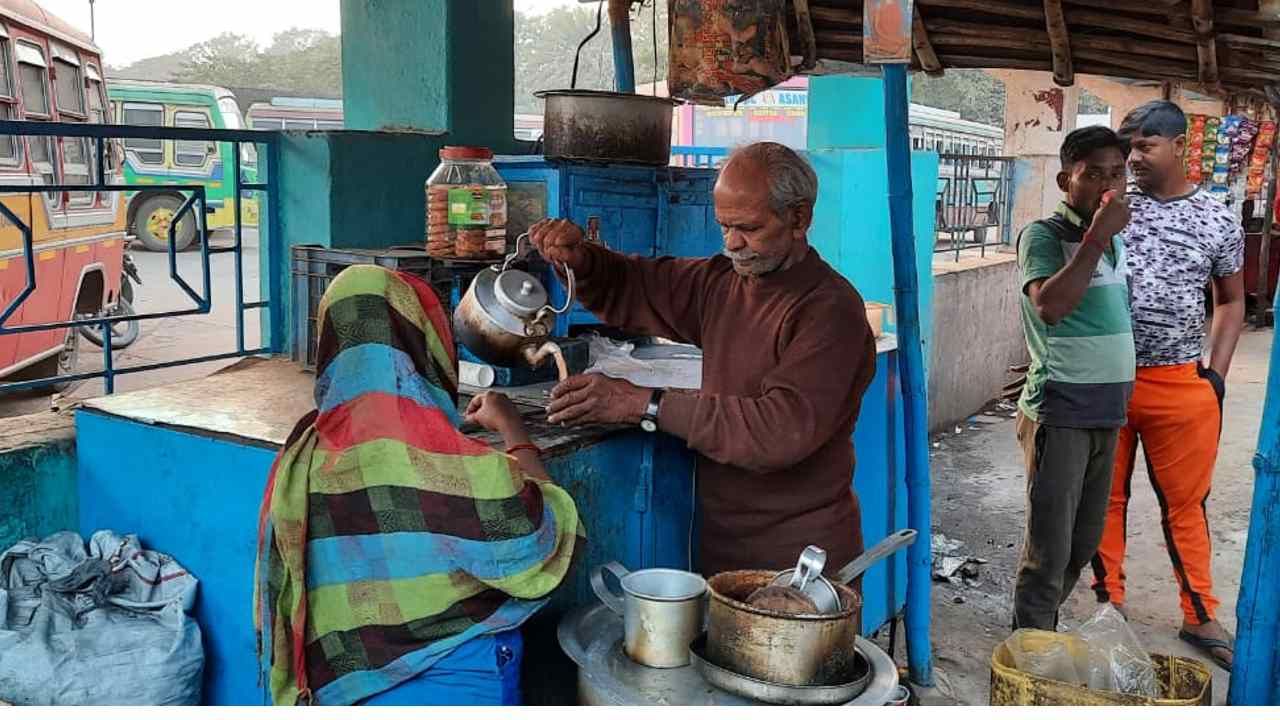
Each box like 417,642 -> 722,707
110,29 -> 343,96
911,69 -> 1007,127
514,1 -> 668,114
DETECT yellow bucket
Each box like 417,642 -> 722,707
990,630 -> 1212,706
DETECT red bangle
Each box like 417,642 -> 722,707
507,443 -> 541,457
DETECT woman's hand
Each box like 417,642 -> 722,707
465,392 -> 528,441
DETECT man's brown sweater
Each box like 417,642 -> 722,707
572,244 -> 877,575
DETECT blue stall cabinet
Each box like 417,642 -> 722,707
72,358 -> 694,705
495,158 -> 722,335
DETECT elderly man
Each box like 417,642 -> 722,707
529,142 -> 877,576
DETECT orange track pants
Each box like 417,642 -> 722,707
1090,362 -> 1222,625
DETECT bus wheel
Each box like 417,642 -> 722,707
135,195 -> 197,252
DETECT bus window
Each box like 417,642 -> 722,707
122,102 -> 164,165
216,96 -> 243,128
16,41 -> 49,117
85,65 -> 105,123
0,26 -> 19,167
284,119 -> 313,130
64,137 -> 92,207
50,42 -> 83,117
173,110 -> 211,167
251,118 -> 282,131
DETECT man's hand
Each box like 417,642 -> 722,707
529,218 -> 591,274
547,373 -> 652,426
1086,190 -> 1131,245
465,392 -> 528,441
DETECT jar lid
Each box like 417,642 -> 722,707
493,268 -> 548,316
440,146 -> 494,161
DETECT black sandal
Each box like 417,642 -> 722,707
1178,629 -> 1234,671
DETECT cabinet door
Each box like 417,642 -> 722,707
545,168 -> 660,333
662,169 -> 720,259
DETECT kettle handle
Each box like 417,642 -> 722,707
547,264 -> 575,315
590,561 -> 629,616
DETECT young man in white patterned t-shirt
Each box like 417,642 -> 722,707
1090,101 -> 1246,671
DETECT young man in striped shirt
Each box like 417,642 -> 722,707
1013,126 -> 1135,631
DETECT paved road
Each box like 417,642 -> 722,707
0,229 -> 262,418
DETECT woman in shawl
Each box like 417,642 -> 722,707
255,265 -> 583,706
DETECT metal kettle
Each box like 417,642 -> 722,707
452,234 -> 575,378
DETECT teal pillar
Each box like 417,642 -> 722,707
340,0 -> 519,152
806,73 -> 937,357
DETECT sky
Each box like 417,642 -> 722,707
35,0 -> 581,67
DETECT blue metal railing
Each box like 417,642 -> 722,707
0,120 -> 281,394
670,145 -> 729,168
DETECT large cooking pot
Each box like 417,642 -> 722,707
535,89 -> 681,166
705,570 -> 862,687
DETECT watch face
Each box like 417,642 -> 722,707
640,418 -> 657,433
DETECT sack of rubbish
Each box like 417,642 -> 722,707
0,530 -> 204,705
1005,605 -> 1159,698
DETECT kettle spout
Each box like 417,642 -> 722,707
522,341 -> 570,382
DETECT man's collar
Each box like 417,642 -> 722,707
1055,202 -> 1089,229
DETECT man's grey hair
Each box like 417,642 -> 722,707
723,141 -> 819,215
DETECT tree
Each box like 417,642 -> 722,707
139,28 -> 343,97
176,33 -> 268,88
911,70 -> 1007,127
514,1 -> 668,115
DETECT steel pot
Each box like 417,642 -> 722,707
705,570 -> 861,687
452,234 -> 575,374
535,89 -> 680,166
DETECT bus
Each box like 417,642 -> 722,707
0,0 -> 126,384
246,96 -> 342,131
106,79 -> 257,252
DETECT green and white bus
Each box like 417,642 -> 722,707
107,79 -> 257,251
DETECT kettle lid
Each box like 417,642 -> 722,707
493,268 -> 549,317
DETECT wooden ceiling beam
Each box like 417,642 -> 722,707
936,53 -> 1054,71
808,6 -> 862,26
916,0 -> 1044,22
1191,0 -> 1221,87
1067,9 -> 1198,43
912,5 -> 946,76
1044,0 -> 1076,86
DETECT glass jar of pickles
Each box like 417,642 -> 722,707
426,146 -> 508,259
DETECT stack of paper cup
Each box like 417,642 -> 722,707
459,360 -> 496,388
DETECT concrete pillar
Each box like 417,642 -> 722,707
992,70 -> 1081,237
340,0 -> 518,151
806,74 -> 939,361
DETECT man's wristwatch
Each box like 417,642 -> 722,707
640,388 -> 665,433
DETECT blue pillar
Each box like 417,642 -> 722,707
1229,291 -> 1280,705
882,63 -> 934,687
339,0 -> 519,152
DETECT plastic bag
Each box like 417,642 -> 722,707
0,530 -> 204,705
1004,629 -> 1086,686
669,0 -> 792,104
1074,604 -> 1159,697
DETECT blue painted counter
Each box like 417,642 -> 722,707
73,337 -> 905,704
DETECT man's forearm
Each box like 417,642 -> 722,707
1207,298 -> 1245,378
1035,240 -> 1105,323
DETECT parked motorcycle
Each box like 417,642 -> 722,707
79,252 -> 141,349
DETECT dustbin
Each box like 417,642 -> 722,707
990,630 -> 1212,706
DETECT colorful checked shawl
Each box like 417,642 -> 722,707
254,265 -> 582,706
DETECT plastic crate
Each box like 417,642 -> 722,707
290,245 -> 482,370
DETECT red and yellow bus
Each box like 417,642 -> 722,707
0,0 -> 125,385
